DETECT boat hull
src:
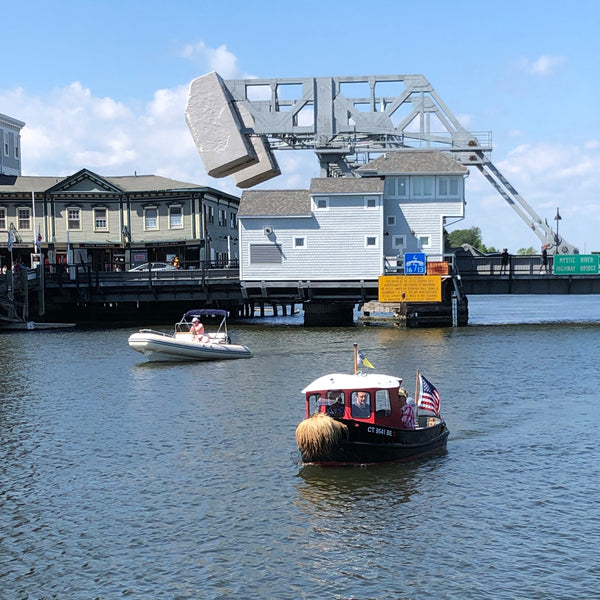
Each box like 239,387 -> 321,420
300,420 -> 449,466
128,331 -> 251,362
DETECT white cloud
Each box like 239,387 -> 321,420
520,54 -> 567,76
179,41 -> 243,79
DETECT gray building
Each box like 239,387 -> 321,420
0,168 -> 240,271
238,151 -> 468,282
0,112 -> 25,176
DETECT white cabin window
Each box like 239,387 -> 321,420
313,197 -> 329,211
364,196 -> 378,209
0,207 -> 6,230
375,390 -> 391,416
94,208 -> 108,231
412,176 -> 434,197
438,177 -> 460,196
384,176 -> 408,198
169,205 -> 183,229
144,207 -> 158,231
386,216 -> 396,226
392,235 -> 406,249
18,207 -> 31,231
294,236 -> 306,249
364,235 -> 378,248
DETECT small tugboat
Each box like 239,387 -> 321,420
128,308 -> 251,362
295,344 -> 448,465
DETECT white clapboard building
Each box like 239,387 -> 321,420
238,151 -> 468,282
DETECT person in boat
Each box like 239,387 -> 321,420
190,317 -> 206,341
325,391 -> 345,418
400,389 -> 416,429
351,391 -> 371,419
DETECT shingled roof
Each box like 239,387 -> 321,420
0,173 -> 223,194
309,177 -> 384,194
358,150 -> 468,175
238,189 -> 311,217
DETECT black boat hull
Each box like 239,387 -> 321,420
300,420 -> 449,466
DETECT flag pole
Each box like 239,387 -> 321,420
353,343 -> 358,374
415,369 -> 420,404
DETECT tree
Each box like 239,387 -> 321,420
517,247 -> 536,255
446,227 -> 488,253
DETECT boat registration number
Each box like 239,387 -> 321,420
367,426 -> 393,437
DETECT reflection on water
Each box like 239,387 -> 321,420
1,296 -> 600,598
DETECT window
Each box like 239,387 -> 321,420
438,177 -> 459,196
419,235 -> 431,248
384,176 -> 408,197
386,216 -> 396,226
230,212 -> 237,229
294,237 -> 306,248
351,391 -> 371,419
413,176 -> 434,197
365,235 -> 378,248
218,209 -> 227,227
67,208 -> 81,230
365,196 -> 378,209
205,205 -> 214,224
144,207 -> 158,230
94,208 -> 108,231
0,207 -> 6,230
169,205 -> 183,229
18,207 -> 31,230
250,244 -> 282,264
313,197 -> 329,210
392,235 -> 406,249
3,133 -> 8,157
375,390 -> 391,417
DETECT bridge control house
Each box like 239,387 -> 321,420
238,151 -> 468,282
0,168 -> 240,271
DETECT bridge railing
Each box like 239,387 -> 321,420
455,254 -> 550,276
43,260 -> 240,287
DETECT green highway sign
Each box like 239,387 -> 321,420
554,254 -> 599,275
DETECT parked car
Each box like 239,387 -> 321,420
128,262 -> 175,272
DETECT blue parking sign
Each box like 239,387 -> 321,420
404,252 -> 427,274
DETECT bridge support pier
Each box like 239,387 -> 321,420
303,302 -> 354,327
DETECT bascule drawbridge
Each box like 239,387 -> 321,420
185,72 -> 576,254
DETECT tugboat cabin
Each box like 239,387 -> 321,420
303,373 -> 410,428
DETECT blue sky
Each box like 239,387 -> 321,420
1,0 -> 599,252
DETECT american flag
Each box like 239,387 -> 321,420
418,374 -> 441,416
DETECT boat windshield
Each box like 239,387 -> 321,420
308,391 -> 345,416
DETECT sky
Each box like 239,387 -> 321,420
1,0 -> 599,253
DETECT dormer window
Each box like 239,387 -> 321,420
313,197 -> 329,210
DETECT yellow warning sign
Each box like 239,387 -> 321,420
378,275 -> 442,303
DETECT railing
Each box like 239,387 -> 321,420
454,254 -> 554,277
43,260 -> 240,286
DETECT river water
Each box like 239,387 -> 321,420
1,295 -> 599,599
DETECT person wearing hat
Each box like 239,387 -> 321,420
400,390 -> 416,429
190,316 -> 205,340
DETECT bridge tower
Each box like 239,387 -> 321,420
185,72 -> 577,254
